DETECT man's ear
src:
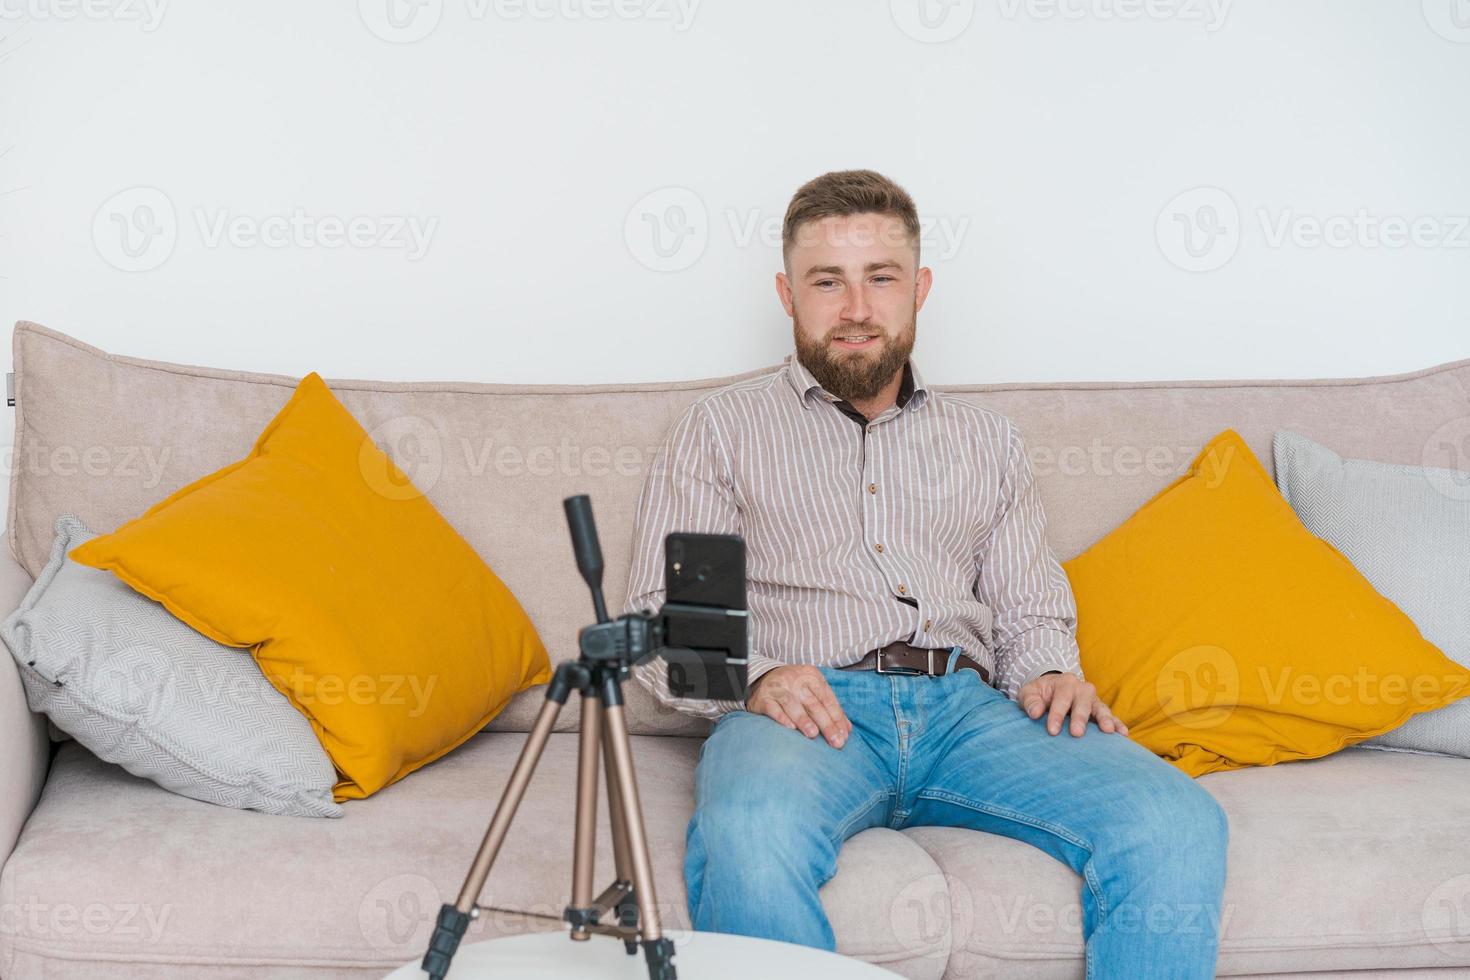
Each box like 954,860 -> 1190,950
775,271 -> 796,318
914,265 -> 934,313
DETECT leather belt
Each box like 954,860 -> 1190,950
838,640 -> 991,686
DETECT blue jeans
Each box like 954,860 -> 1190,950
684,662 -> 1229,979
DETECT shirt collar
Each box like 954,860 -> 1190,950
784,353 -> 930,413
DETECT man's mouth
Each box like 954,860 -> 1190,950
831,334 -> 879,350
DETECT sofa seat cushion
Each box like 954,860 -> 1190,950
0,735 -> 950,979
903,746 -> 1470,978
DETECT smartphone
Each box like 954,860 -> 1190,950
665,532 -> 745,610
661,532 -> 748,701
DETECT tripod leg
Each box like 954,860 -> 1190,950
603,710 -> 633,879
423,667 -> 577,980
570,693 -> 603,940
454,694 -> 564,909
601,689 -> 677,980
602,710 -> 638,952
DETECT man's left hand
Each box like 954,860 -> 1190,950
1017,671 -> 1129,738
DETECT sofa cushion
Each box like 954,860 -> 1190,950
11,322 -> 1470,736
1273,429 -> 1470,758
901,746 -> 1470,978
68,374 -> 553,800
2,516 -> 340,817
1064,428 -> 1470,777
7,738 -> 1470,978
0,735 -> 951,980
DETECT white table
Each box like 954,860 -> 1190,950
384,929 -> 898,978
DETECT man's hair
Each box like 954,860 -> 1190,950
781,169 -> 921,266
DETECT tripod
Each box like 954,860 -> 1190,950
421,496 -> 676,980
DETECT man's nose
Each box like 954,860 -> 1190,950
841,285 -> 871,324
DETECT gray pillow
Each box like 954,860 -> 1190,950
1273,431 -> 1470,757
1,516 -> 341,817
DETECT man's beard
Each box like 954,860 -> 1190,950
793,313 -> 916,404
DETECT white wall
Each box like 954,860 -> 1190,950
0,1 -> 1465,402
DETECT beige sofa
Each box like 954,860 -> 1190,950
1,321 -> 1469,978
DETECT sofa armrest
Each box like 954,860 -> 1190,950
0,544 -> 46,867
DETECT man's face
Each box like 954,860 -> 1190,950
776,212 -> 932,404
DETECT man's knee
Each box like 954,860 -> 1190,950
1123,779 -> 1229,877
1173,783 -> 1229,855
693,777 -> 827,853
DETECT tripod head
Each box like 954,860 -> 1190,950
564,495 -> 664,666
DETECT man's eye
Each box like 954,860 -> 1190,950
814,279 -> 838,288
872,275 -> 895,284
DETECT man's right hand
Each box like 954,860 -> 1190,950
746,665 -> 851,749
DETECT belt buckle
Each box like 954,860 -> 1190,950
875,647 -> 933,676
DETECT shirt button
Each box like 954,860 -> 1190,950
923,618 -> 932,630
868,483 -> 877,494
897,584 -> 908,595
874,543 -> 884,553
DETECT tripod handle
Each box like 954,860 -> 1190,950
565,495 -> 610,623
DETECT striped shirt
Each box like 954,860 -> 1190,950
624,353 -> 1084,719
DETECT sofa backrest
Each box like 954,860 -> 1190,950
10,322 -> 1470,737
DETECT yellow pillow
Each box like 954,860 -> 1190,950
1063,428 -> 1470,778
71,373 -> 552,800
